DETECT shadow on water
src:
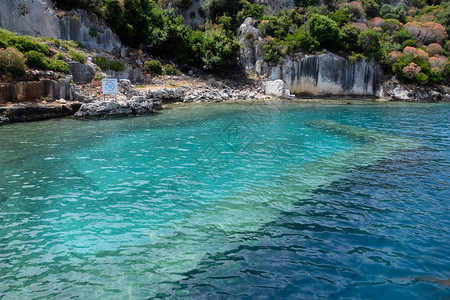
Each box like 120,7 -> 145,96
164,145 -> 450,299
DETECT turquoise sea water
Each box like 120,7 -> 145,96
0,101 -> 449,299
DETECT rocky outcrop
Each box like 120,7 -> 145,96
104,66 -> 146,83
178,0 -> 206,28
238,18 -> 264,72
265,53 -> 383,97
0,78 -> 73,104
382,77 -> 450,102
59,10 -> 122,52
0,102 -> 81,123
263,80 -> 292,98
0,1 -> 122,52
238,19 -> 383,97
75,95 -> 160,117
0,0 -> 60,38
68,62 -> 95,84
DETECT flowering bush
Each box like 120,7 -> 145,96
347,1 -> 365,18
405,22 -> 448,45
403,46 -> 418,58
428,55 -> 448,74
352,22 -> 368,31
368,17 -> 385,28
388,51 -> 403,63
416,49 -> 429,61
402,62 -> 421,79
426,43 -> 442,56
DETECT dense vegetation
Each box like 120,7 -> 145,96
1,0 -> 449,84
51,0 -> 448,83
0,28 -> 88,77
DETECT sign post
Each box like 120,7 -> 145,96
102,78 -> 118,100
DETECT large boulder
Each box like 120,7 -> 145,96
263,80 -> 291,97
68,62 -> 95,84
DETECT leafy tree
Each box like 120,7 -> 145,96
308,14 -> 340,51
379,4 -> 406,23
236,0 -> 265,24
358,29 -> 384,61
436,3 -> 450,35
341,24 -> 361,51
329,6 -> 352,26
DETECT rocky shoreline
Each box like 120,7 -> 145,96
1,75 -> 449,125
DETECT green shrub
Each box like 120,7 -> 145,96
416,72 -> 428,83
163,64 -> 178,75
0,29 -> 50,55
379,4 -> 406,23
308,14 -> 340,51
0,47 -> 26,77
329,6 -> 352,26
236,0 -> 265,24
46,59 -> 70,74
393,29 -> 416,45
25,50 -> 47,69
25,50 -> 70,73
69,50 -> 86,63
262,41 -> 285,62
145,59 -> 163,74
108,60 -> 126,72
56,52 -> 66,60
203,0 -> 241,21
341,24 -> 361,51
93,56 -> 126,72
200,29 -> 240,70
358,29 -> 384,61
361,0 -> 379,18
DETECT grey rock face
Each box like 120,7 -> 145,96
0,79 -> 73,104
59,10 -> 122,52
0,0 -> 60,38
105,67 -> 146,84
68,62 -> 95,84
238,19 -> 383,97
0,1 -> 122,52
237,18 -> 264,71
75,100 -> 132,117
262,53 -> 383,97
74,95 -> 157,118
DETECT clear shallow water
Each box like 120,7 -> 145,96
0,101 -> 449,299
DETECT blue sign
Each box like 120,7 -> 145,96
102,79 -> 118,94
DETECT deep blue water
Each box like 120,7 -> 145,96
0,101 -> 449,299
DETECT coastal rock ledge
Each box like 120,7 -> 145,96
74,96 -> 162,118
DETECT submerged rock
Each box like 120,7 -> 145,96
0,103 -> 81,123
